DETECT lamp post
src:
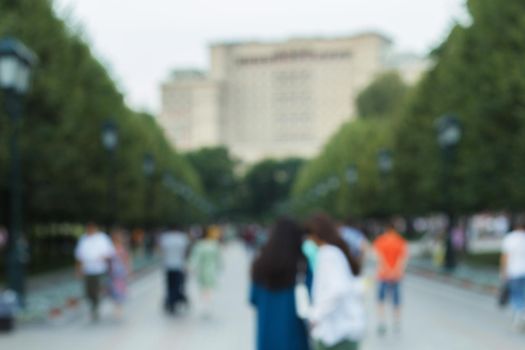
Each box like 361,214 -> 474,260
346,164 -> 359,215
142,153 -> 155,229
327,176 -> 341,192
435,114 -> 462,271
346,164 -> 358,186
101,120 -> 118,230
377,149 -> 393,217
377,149 -> 393,176
0,37 -> 37,305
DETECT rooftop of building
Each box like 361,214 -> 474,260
210,31 -> 392,48
168,69 -> 207,80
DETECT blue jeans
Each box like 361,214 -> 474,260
378,281 -> 401,307
509,276 -> 525,312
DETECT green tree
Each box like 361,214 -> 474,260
292,119 -> 393,219
356,72 -> 408,119
0,0 -> 205,228
184,147 -> 237,217
294,0 -> 525,220
240,158 -> 305,220
392,0 -> 525,215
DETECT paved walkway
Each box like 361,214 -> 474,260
1,242 -> 524,349
1,243 -> 253,349
15,254 -> 159,323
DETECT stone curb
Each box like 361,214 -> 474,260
408,265 -> 499,296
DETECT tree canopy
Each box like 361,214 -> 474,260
184,146 -> 238,217
0,0 -> 205,227
291,0 -> 525,220
239,158 -> 305,221
356,72 -> 408,119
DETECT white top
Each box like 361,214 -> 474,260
75,232 -> 115,275
310,245 -> 366,346
502,230 -> 525,278
159,231 -> 190,270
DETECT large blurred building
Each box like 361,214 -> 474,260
160,32 -> 426,162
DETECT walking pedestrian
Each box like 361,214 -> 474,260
373,221 -> 408,335
145,231 -> 157,259
339,217 -> 368,264
307,213 -> 365,350
109,228 -> 131,319
190,226 -> 221,317
159,225 -> 190,314
74,222 -> 115,322
501,217 -> 525,331
250,217 -> 311,350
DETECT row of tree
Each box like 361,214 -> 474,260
184,146 -> 304,221
0,0 -> 205,228
291,0 -> 525,220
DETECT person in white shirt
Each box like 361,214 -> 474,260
501,218 -> 525,330
75,222 -> 115,321
159,226 -> 190,314
307,213 -> 365,350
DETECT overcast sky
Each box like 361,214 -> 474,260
54,0 -> 467,113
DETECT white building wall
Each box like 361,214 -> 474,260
161,33 -> 424,162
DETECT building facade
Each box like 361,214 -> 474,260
160,70 -> 221,150
161,32 -> 421,162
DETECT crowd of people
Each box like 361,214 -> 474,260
70,212 -> 525,348
74,222 -> 222,322
250,213 -> 408,350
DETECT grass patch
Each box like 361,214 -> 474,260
463,252 -> 500,268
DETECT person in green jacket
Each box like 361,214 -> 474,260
190,226 -> 222,317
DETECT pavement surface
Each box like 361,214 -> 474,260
15,254 -> 159,323
1,242 -> 524,350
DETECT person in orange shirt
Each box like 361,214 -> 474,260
373,222 -> 408,335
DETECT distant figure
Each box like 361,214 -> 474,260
159,226 -> 190,314
145,231 -> 157,259
339,217 -> 368,264
130,228 -> 145,255
302,234 -> 319,272
501,217 -> 525,331
75,222 -> 115,322
251,218 -> 311,350
243,225 -> 258,255
307,213 -> 365,350
190,227 -> 221,317
0,226 -> 7,250
109,229 -> 131,319
373,222 -> 408,335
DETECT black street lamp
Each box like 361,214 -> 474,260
0,37 -> 37,306
377,149 -> 394,176
377,149 -> 394,216
327,176 -> 341,192
142,153 -> 155,229
143,153 -> 155,178
435,114 -> 462,271
346,164 -> 359,186
346,164 -> 359,214
101,120 -> 118,229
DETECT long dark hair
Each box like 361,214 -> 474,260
307,213 -> 361,276
251,217 -> 307,290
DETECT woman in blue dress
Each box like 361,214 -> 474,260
250,217 -> 311,350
